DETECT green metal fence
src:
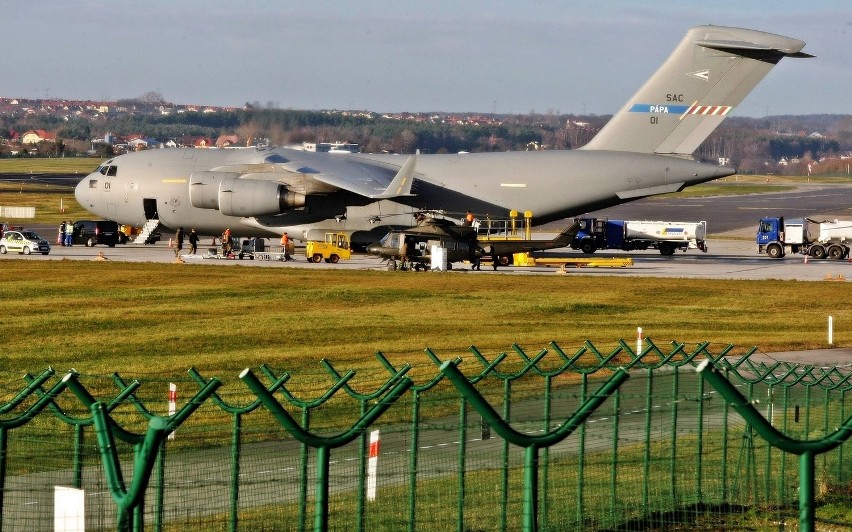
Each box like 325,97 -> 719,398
0,339 -> 850,531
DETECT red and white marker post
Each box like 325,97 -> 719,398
636,327 -> 644,355
367,429 -> 380,502
167,383 -> 177,440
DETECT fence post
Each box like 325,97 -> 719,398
319,358 -> 411,532
190,366 -> 290,532
439,359 -> 629,532
261,363 -> 354,532
240,368 -> 413,532
0,371 -> 73,532
67,375 -> 221,531
697,359 -> 852,532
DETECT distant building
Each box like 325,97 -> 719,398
215,134 -> 240,148
302,141 -> 359,153
21,130 -> 56,144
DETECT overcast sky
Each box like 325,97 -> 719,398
2,1 -> 849,117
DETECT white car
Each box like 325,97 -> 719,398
0,230 -> 51,255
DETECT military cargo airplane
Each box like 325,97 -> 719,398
366,217 -> 580,270
74,26 -> 810,246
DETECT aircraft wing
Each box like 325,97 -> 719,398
309,152 -> 418,198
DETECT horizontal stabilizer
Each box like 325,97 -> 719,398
695,39 -> 815,59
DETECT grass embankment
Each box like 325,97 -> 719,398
0,158 -> 101,224
0,182 -> 90,224
0,157 -> 102,174
652,173 -> 852,199
1,261 -> 848,377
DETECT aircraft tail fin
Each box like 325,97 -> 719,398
581,26 -> 811,155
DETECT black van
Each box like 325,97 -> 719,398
71,220 -> 119,247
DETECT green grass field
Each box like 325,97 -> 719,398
0,157 -> 102,174
1,261 -> 847,377
1,249 -> 850,530
0,182 -> 90,224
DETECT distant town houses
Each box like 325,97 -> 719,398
88,133 -> 220,153
0,96 -> 238,120
1,95 -> 849,176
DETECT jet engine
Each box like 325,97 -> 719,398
189,171 -> 305,216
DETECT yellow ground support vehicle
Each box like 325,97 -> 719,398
305,232 -> 351,263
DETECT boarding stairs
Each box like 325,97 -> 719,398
134,218 -> 162,244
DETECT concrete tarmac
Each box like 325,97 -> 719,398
5,235 -> 851,283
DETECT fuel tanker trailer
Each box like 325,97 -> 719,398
571,218 -> 707,256
757,217 -> 852,259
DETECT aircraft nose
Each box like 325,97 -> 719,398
366,244 -> 382,256
74,172 -> 100,213
74,174 -> 93,208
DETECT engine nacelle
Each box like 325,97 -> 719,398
189,171 -> 305,216
190,171 -> 241,210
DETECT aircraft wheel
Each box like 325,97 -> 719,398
23,246 -> 31,255
329,254 -> 340,263
311,254 -> 323,263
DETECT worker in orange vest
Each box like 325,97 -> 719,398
464,210 -> 475,226
280,232 -> 293,261
222,228 -> 233,257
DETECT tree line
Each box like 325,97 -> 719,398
2,107 -> 850,175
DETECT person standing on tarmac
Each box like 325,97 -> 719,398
174,227 -> 184,258
280,232 -> 293,261
222,228 -> 233,257
58,221 -> 66,246
188,229 -> 199,255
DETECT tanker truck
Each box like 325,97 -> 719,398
757,217 -> 852,259
570,218 -> 707,256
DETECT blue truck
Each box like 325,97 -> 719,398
757,216 -> 852,259
570,218 -> 708,256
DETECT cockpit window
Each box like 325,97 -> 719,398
97,165 -> 118,176
107,166 -> 117,176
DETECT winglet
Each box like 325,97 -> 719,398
370,151 -> 418,198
